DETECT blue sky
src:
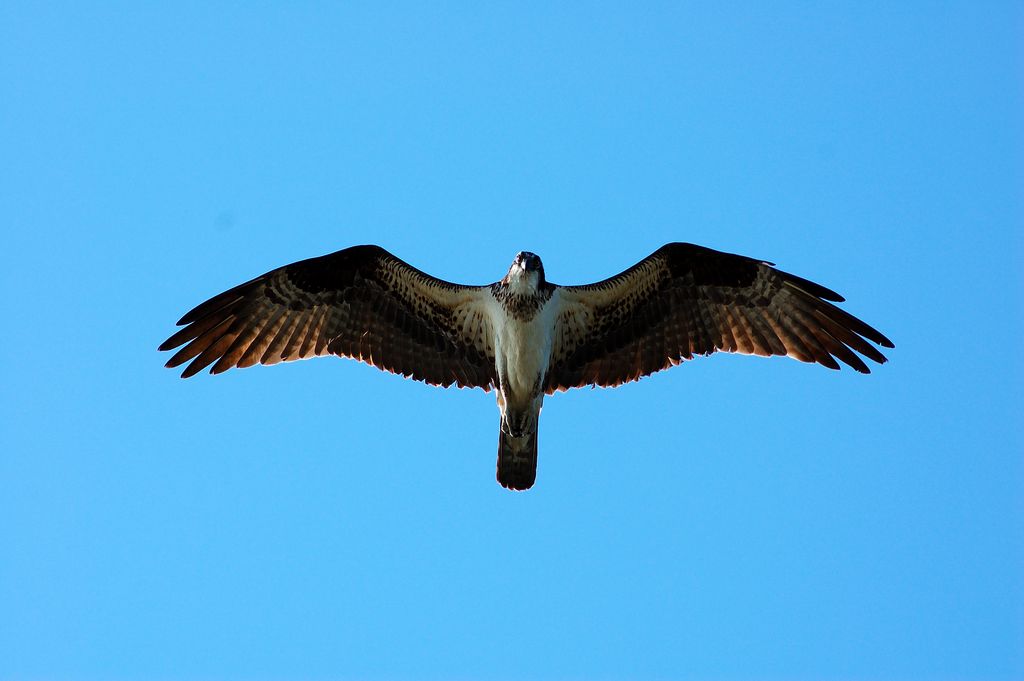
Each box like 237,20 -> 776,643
1,3 -> 1021,679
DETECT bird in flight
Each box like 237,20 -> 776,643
160,243 -> 893,491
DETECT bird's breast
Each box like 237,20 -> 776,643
487,293 -> 558,399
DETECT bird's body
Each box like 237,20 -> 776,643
160,243 -> 893,491
486,253 -> 557,487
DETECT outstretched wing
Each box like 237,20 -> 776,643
545,242 -> 894,392
159,245 -> 497,389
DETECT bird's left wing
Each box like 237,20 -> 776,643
545,242 -> 894,392
160,245 -> 497,389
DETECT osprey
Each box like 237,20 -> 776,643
160,243 -> 893,491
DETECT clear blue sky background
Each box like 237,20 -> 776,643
2,3 -> 1021,680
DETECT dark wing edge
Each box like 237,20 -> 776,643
158,245 -> 497,390
545,242 -> 894,392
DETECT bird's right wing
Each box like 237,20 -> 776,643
159,245 -> 498,389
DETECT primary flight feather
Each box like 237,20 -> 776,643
160,242 -> 893,491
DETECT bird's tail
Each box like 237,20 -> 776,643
496,428 -> 538,491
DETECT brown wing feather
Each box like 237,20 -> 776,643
159,245 -> 497,389
545,242 -> 893,392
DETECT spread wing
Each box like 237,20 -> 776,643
545,242 -> 894,392
159,245 -> 497,389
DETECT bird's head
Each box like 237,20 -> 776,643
504,251 -> 545,292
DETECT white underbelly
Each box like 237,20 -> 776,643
499,322 -> 549,396
487,297 -> 557,401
